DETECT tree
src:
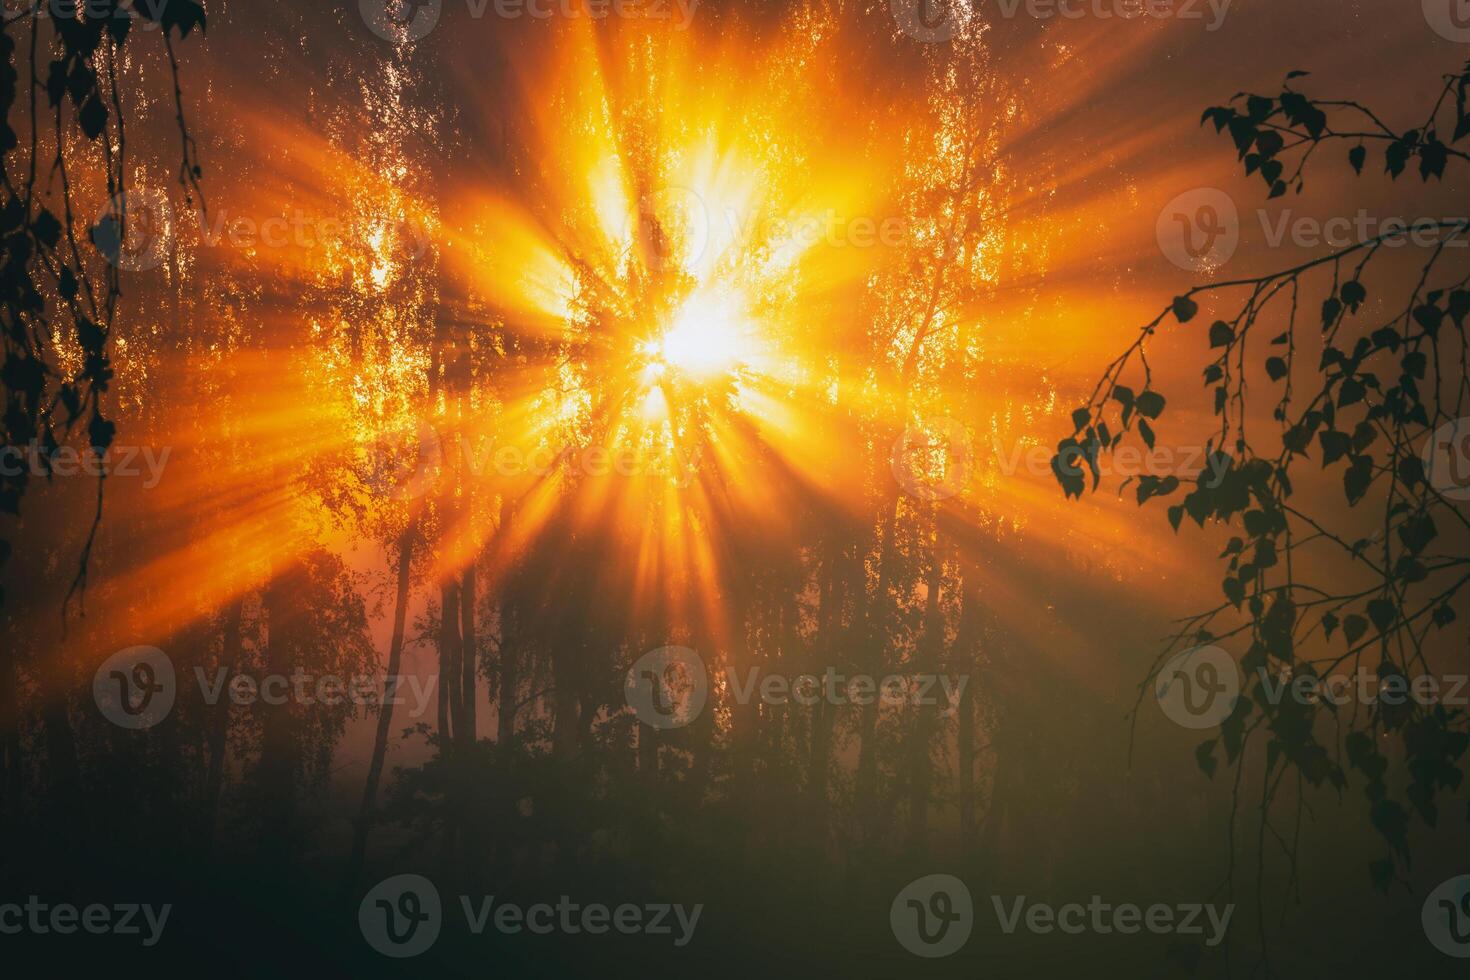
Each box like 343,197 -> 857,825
1054,60 -> 1470,936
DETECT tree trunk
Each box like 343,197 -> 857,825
348,526 -> 414,892
440,579 -> 461,744
907,527 -> 944,860
459,562 -> 477,748
202,597 -> 244,857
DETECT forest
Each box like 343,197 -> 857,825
1,0 -> 1468,976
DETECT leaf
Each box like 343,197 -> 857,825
1196,739 -> 1219,778
32,209 -> 60,248
1321,297 -> 1342,329
139,0 -> 208,37
1397,456 -> 1425,487
1352,421 -> 1377,453
1051,444 -> 1086,499
1257,130 -> 1285,159
1138,418 -> 1156,450
1449,290 -> 1469,329
1172,296 -> 1199,323
1319,430 -> 1351,465
1344,455 -> 1373,505
1348,145 -> 1366,175
1266,357 -> 1288,382
1209,320 -> 1234,348
1420,138 -> 1448,181
78,95 -> 107,141
1341,280 -> 1367,310
1413,304 -> 1444,335
1071,408 -> 1090,433
87,413 -> 115,453
1398,513 -> 1437,554
1403,351 -> 1427,380
1367,598 -> 1396,634
1322,612 -> 1339,639
1343,615 -> 1368,645
1385,137 -> 1412,179
1135,390 -> 1166,419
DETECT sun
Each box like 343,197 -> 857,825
641,288 -> 754,380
